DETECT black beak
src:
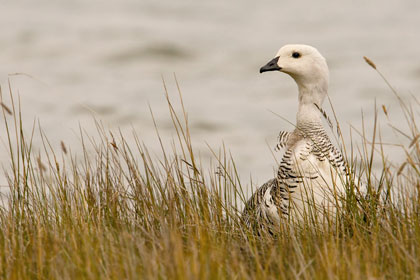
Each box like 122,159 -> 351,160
259,56 -> 281,73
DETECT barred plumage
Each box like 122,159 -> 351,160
275,131 -> 291,151
243,44 -> 349,232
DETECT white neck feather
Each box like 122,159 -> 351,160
295,78 -> 328,127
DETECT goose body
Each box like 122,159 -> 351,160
242,45 -> 348,231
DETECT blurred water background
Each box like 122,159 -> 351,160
1,0 -> 420,193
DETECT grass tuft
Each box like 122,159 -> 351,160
0,68 -> 419,279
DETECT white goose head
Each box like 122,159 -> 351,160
260,44 -> 329,108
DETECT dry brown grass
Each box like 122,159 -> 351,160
0,63 -> 419,279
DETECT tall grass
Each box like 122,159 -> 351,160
0,63 -> 419,279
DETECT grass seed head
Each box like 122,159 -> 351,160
60,141 -> 68,154
363,56 -> 377,69
382,105 -> 388,116
0,102 -> 12,115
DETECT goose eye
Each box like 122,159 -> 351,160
292,52 -> 301,58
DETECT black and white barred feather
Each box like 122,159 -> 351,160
242,122 -> 348,232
